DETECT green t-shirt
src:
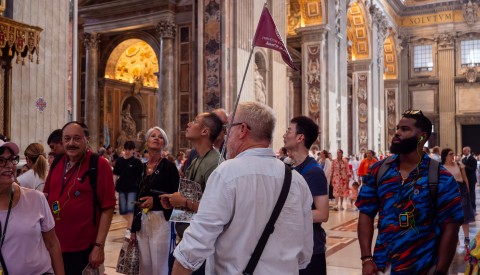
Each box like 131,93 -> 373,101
185,148 -> 221,191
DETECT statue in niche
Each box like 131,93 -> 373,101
254,64 -> 267,104
132,76 -> 143,95
121,104 -> 137,138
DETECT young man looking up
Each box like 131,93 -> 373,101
283,115 -> 329,275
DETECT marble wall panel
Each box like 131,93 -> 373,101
356,73 -> 368,152
307,44 -> 321,122
457,85 -> 480,113
411,89 -> 435,113
386,88 -> 397,148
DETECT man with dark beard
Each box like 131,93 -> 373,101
356,110 -> 463,275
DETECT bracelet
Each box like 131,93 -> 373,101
361,256 -> 374,265
360,255 -> 372,260
93,242 -> 105,249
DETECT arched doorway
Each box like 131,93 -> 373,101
100,38 -> 158,152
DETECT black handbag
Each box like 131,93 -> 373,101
243,164 -> 292,275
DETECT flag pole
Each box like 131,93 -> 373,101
219,46 -> 255,161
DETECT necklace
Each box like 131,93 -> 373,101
147,159 -> 161,174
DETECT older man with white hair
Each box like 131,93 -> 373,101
172,101 -> 313,275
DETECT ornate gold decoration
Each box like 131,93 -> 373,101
384,36 -> 397,80
347,2 -> 369,60
114,41 -> 158,88
0,16 -> 42,65
300,0 -> 323,26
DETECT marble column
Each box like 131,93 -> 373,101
436,33 -> 456,148
373,7 -> 389,153
156,21 -> 176,152
83,33 -> 100,151
298,26 -> 328,146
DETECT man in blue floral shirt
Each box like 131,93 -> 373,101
356,110 -> 463,275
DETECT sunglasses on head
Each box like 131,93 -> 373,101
402,110 -> 424,117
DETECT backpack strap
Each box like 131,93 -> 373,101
375,156 -> 392,184
89,154 -> 100,226
428,159 -> 440,207
48,154 -> 64,174
299,161 -> 322,176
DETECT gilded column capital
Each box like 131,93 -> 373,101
435,32 -> 456,50
83,33 -> 100,50
156,21 -> 177,39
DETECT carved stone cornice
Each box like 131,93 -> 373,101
463,0 -> 478,27
155,21 -> 176,39
435,32 -> 456,50
83,32 -> 100,50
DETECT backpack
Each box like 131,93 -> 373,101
49,153 -> 101,226
375,156 -> 440,207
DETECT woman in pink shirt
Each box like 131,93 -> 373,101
0,140 -> 64,274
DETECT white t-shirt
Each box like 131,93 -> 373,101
17,169 -> 45,191
1,187 -> 55,274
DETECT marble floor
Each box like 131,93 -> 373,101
103,188 -> 480,275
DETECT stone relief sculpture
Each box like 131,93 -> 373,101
309,87 -> 320,113
463,0 -> 478,27
308,58 -> 320,84
254,64 -> 266,104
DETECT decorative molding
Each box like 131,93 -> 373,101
463,0 -> 478,27
0,16 -> 43,64
83,32 -> 100,50
356,73 -> 368,152
155,21 -> 176,39
464,66 -> 478,83
435,32 -> 455,50
306,44 -> 321,122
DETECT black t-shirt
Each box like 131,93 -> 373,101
294,156 -> 328,255
113,156 -> 143,193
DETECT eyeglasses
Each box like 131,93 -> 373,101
62,136 -> 84,143
402,110 -> 424,116
0,156 -> 19,167
225,122 -> 251,134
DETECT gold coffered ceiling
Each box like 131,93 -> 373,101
287,0 -> 324,35
347,2 -> 370,60
383,36 -> 397,79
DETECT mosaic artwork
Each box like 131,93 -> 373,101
203,0 -> 221,110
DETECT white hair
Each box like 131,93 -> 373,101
235,101 -> 276,142
146,126 -> 169,148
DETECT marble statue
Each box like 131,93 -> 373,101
254,64 -> 266,104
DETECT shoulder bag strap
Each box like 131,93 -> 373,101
243,164 -> 292,275
0,246 -> 8,274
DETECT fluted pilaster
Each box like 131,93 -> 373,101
436,33 -> 456,148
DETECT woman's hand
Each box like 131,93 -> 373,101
139,196 -> 153,209
167,192 -> 187,208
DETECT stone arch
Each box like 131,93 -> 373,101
347,1 -> 370,60
254,50 -> 268,105
384,35 -> 397,79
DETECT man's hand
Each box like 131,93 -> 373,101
160,194 -> 173,209
89,246 -> 105,269
362,260 -> 378,275
168,192 -> 187,208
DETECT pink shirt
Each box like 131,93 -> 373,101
1,187 -> 55,274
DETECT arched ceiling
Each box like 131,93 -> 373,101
105,40 -> 159,88
287,0 -> 324,35
383,35 -> 397,79
347,2 -> 370,60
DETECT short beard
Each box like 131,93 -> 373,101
389,136 -> 419,154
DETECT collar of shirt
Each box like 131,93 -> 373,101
387,153 -> 431,173
235,148 -> 277,159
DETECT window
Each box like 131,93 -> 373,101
413,45 -> 433,73
461,40 -> 480,67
